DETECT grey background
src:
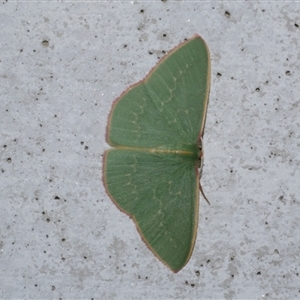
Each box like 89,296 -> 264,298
1,1 -> 299,299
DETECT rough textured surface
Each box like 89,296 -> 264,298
1,2 -> 299,299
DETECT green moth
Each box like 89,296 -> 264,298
103,35 -> 210,272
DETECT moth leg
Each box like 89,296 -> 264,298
199,182 -> 210,205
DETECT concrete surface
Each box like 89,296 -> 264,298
1,2 -> 299,299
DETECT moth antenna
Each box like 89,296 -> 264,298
199,182 -> 210,205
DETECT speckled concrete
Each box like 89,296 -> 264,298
1,2 -> 299,299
